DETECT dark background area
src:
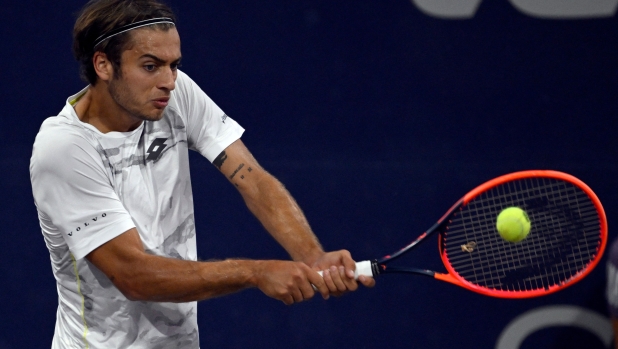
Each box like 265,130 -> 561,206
2,1 -> 617,348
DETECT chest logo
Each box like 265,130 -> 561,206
146,138 -> 168,161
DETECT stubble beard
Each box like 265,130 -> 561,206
108,76 -> 165,122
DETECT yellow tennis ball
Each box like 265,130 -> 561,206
496,207 -> 531,243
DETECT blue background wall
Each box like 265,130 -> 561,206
2,1 -> 617,348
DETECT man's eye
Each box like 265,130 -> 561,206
144,65 -> 156,71
171,63 -> 181,71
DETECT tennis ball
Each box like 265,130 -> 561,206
496,207 -> 531,243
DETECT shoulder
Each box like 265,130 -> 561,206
172,69 -> 197,97
35,117 -> 96,153
175,69 -> 194,86
168,69 -> 221,120
32,116 -> 102,174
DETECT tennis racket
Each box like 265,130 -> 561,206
347,170 -> 607,298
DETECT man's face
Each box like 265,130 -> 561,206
108,27 -> 181,122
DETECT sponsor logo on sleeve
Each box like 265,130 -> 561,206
68,213 -> 107,237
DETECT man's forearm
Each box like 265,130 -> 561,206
87,227 -> 330,304
90,245 -> 256,302
241,172 -> 324,265
213,140 -> 325,266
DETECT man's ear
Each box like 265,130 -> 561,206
92,52 -> 114,82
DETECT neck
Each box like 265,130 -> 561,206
74,83 -> 143,133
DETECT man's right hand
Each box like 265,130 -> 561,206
253,260 -> 330,305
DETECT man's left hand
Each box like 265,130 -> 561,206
310,250 -> 376,297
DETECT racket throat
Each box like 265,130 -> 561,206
376,264 -> 436,278
433,272 -> 459,285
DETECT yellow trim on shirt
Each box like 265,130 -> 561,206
69,89 -> 88,106
71,254 -> 90,349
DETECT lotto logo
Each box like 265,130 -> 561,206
412,0 -> 618,19
146,138 -> 168,161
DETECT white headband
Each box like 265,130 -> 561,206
93,17 -> 175,50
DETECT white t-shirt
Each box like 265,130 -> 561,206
30,70 -> 244,348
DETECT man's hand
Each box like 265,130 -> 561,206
253,260 -> 330,305
310,250 -> 376,297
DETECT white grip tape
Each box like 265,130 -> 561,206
316,260 -> 373,279
354,260 -> 373,278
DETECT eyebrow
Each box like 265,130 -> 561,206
140,53 -> 182,64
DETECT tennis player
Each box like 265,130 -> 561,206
29,0 -> 374,347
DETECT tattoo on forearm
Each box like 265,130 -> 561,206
229,163 -> 245,179
239,167 -> 251,180
232,166 -> 253,188
213,151 -> 228,169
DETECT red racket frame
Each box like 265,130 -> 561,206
434,170 -> 608,298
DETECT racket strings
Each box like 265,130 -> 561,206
442,177 -> 602,292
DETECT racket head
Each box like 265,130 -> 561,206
437,170 -> 607,298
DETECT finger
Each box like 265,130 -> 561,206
322,268 -> 339,293
300,282 -> 317,301
307,271 -> 330,300
358,275 -> 376,288
300,288 -> 314,300
282,295 -> 294,305
338,265 -> 358,291
329,266 -> 348,292
291,288 -> 304,303
338,251 -> 357,279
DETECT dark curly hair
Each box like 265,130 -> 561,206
73,0 -> 176,85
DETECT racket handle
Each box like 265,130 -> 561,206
316,260 -> 374,279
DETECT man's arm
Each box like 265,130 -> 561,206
86,139 -> 372,304
212,139 -> 375,293
86,228 -> 330,304
212,140 -> 322,264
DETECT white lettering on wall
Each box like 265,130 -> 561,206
495,305 -> 613,349
412,0 -> 482,19
510,0 -> 618,18
410,0 -> 618,19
